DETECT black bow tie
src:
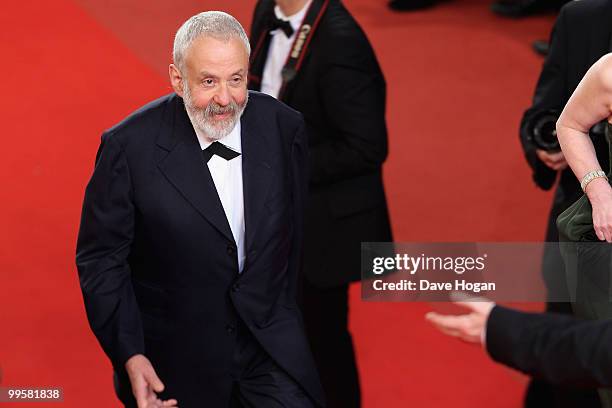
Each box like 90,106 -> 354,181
269,16 -> 294,37
202,142 -> 241,162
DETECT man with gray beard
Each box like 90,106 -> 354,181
76,11 -> 324,408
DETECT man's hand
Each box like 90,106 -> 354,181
536,149 -> 568,170
425,301 -> 495,344
125,354 -> 178,408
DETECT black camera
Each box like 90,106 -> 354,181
527,109 -> 608,152
528,109 -> 561,152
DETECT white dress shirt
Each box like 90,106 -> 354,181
193,122 -> 246,273
260,1 -> 313,98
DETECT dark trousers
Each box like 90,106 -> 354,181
302,281 -> 360,408
117,319 -> 315,408
229,320 -> 316,408
523,198 -> 601,408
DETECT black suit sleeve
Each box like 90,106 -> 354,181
309,31 -> 388,186
76,132 -> 145,371
519,8 -> 569,190
249,0 -> 266,41
288,117 -> 309,303
486,305 -> 612,387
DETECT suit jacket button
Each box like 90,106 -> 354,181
227,245 -> 236,256
232,283 -> 241,292
226,324 -> 235,334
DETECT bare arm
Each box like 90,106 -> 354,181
557,54 -> 612,241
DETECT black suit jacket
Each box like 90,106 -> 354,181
487,305 -> 612,388
520,0 -> 612,222
249,0 -> 392,287
76,92 -> 324,407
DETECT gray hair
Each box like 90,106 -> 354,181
173,11 -> 250,73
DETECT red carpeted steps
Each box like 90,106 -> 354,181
0,0 -> 555,406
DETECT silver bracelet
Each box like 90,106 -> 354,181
580,170 -> 607,192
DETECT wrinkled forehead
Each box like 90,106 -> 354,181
184,35 -> 249,78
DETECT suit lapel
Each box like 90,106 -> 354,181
248,33 -> 272,92
157,97 -> 235,244
248,1 -> 277,91
241,102 -> 273,252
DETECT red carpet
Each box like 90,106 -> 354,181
0,0 -> 555,406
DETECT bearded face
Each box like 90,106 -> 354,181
172,35 -> 250,141
182,81 -> 248,140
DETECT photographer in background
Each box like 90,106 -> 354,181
518,0 -> 612,406
248,0 -> 392,406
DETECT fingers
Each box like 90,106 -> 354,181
453,301 -> 486,315
595,227 -> 610,242
426,312 -> 472,342
593,219 -> 612,242
550,160 -> 568,171
535,149 -> 551,162
144,369 -> 165,393
425,312 -> 466,333
544,156 -> 567,170
453,300 -> 495,316
425,312 -> 459,337
131,376 -> 151,408
596,226 -> 609,242
126,355 -> 176,408
144,386 -> 159,408
600,220 -> 612,242
433,322 -> 462,338
136,384 -> 163,408
536,150 -> 566,170
136,371 -> 164,408
145,390 -> 177,408
593,215 -> 606,241
546,151 -> 565,162
139,389 -> 177,408
449,291 -> 492,306
594,225 -> 603,241
425,311 -> 483,344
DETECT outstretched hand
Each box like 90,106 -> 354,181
425,300 -> 494,344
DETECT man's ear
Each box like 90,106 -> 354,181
169,64 -> 184,97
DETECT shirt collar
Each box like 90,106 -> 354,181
193,120 -> 242,154
273,0 -> 312,34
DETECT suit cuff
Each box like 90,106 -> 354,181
481,302 -> 496,347
113,343 -> 145,371
485,305 -> 524,364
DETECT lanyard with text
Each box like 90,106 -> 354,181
277,0 -> 330,99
